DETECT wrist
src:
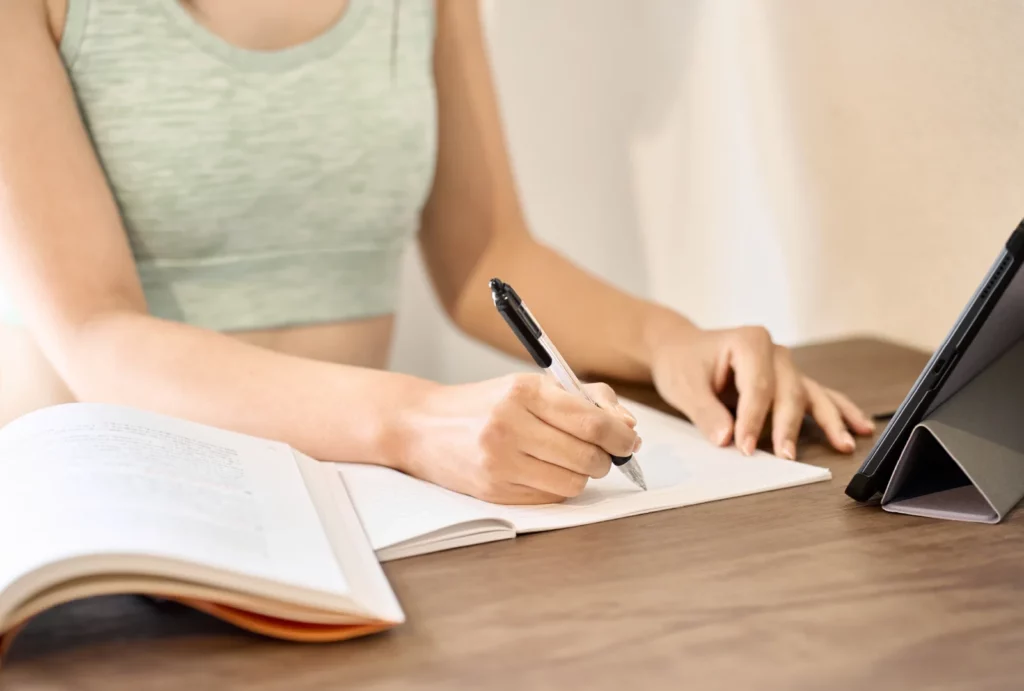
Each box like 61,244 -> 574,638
371,375 -> 443,475
639,305 -> 700,368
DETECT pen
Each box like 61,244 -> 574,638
489,278 -> 648,491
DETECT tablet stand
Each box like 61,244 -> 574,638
881,338 -> 1024,523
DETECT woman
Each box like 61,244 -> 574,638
0,0 -> 873,504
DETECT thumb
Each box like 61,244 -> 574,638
669,379 -> 734,447
584,382 -> 638,428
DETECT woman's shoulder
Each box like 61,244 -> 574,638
0,0 -> 63,45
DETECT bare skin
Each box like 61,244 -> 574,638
0,0 -> 874,505
1,0 -> 394,421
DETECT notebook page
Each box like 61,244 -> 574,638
336,402 -> 830,553
0,404 -> 347,599
490,402 -> 831,531
336,463 -> 509,552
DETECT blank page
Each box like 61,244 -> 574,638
492,402 -> 832,532
337,464 -> 507,552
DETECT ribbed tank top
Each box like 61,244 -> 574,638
0,0 -> 438,331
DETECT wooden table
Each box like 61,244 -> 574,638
5,337 -> 1024,691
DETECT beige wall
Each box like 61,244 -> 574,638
390,0 -> 1024,382
772,1 -> 1024,349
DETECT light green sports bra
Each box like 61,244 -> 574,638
0,0 -> 438,331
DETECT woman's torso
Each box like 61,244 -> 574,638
0,0 -> 437,424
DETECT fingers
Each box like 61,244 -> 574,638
491,483 -> 564,505
517,416 -> 613,479
804,377 -> 856,453
525,379 -> 639,458
770,347 -> 806,461
729,327 -> 776,456
671,377 -> 734,447
471,375 -> 635,505
584,382 -> 637,428
475,399 -> 591,501
506,451 -> 592,498
827,387 -> 876,436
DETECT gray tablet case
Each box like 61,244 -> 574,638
881,338 -> 1024,523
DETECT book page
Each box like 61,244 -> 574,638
336,463 -> 505,552
296,453 -> 404,622
0,404 -> 347,599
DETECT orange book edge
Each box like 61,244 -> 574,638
0,595 -> 395,668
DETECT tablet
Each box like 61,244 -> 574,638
845,218 -> 1024,502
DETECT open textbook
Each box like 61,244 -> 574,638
0,403 -> 403,658
337,402 -> 832,561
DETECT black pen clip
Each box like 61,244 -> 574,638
490,278 -> 552,368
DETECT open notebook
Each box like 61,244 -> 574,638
337,402 -> 832,561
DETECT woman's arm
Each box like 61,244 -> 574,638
422,0 -> 875,460
0,0 -> 432,465
421,0 -> 669,384
0,1 -> 637,506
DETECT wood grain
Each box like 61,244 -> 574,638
6,337 -> 1024,691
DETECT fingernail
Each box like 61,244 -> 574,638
616,404 -> 637,424
780,441 -> 796,461
715,428 -> 731,446
632,436 -> 643,453
866,419 -> 877,433
841,432 -> 855,451
741,435 -> 756,456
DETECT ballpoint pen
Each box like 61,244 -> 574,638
489,278 -> 648,491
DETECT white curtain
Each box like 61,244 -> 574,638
391,0 -> 1024,382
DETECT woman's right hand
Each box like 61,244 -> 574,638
384,374 -> 641,505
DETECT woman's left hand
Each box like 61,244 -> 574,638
647,319 -> 876,460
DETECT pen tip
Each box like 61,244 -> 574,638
622,461 -> 647,491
